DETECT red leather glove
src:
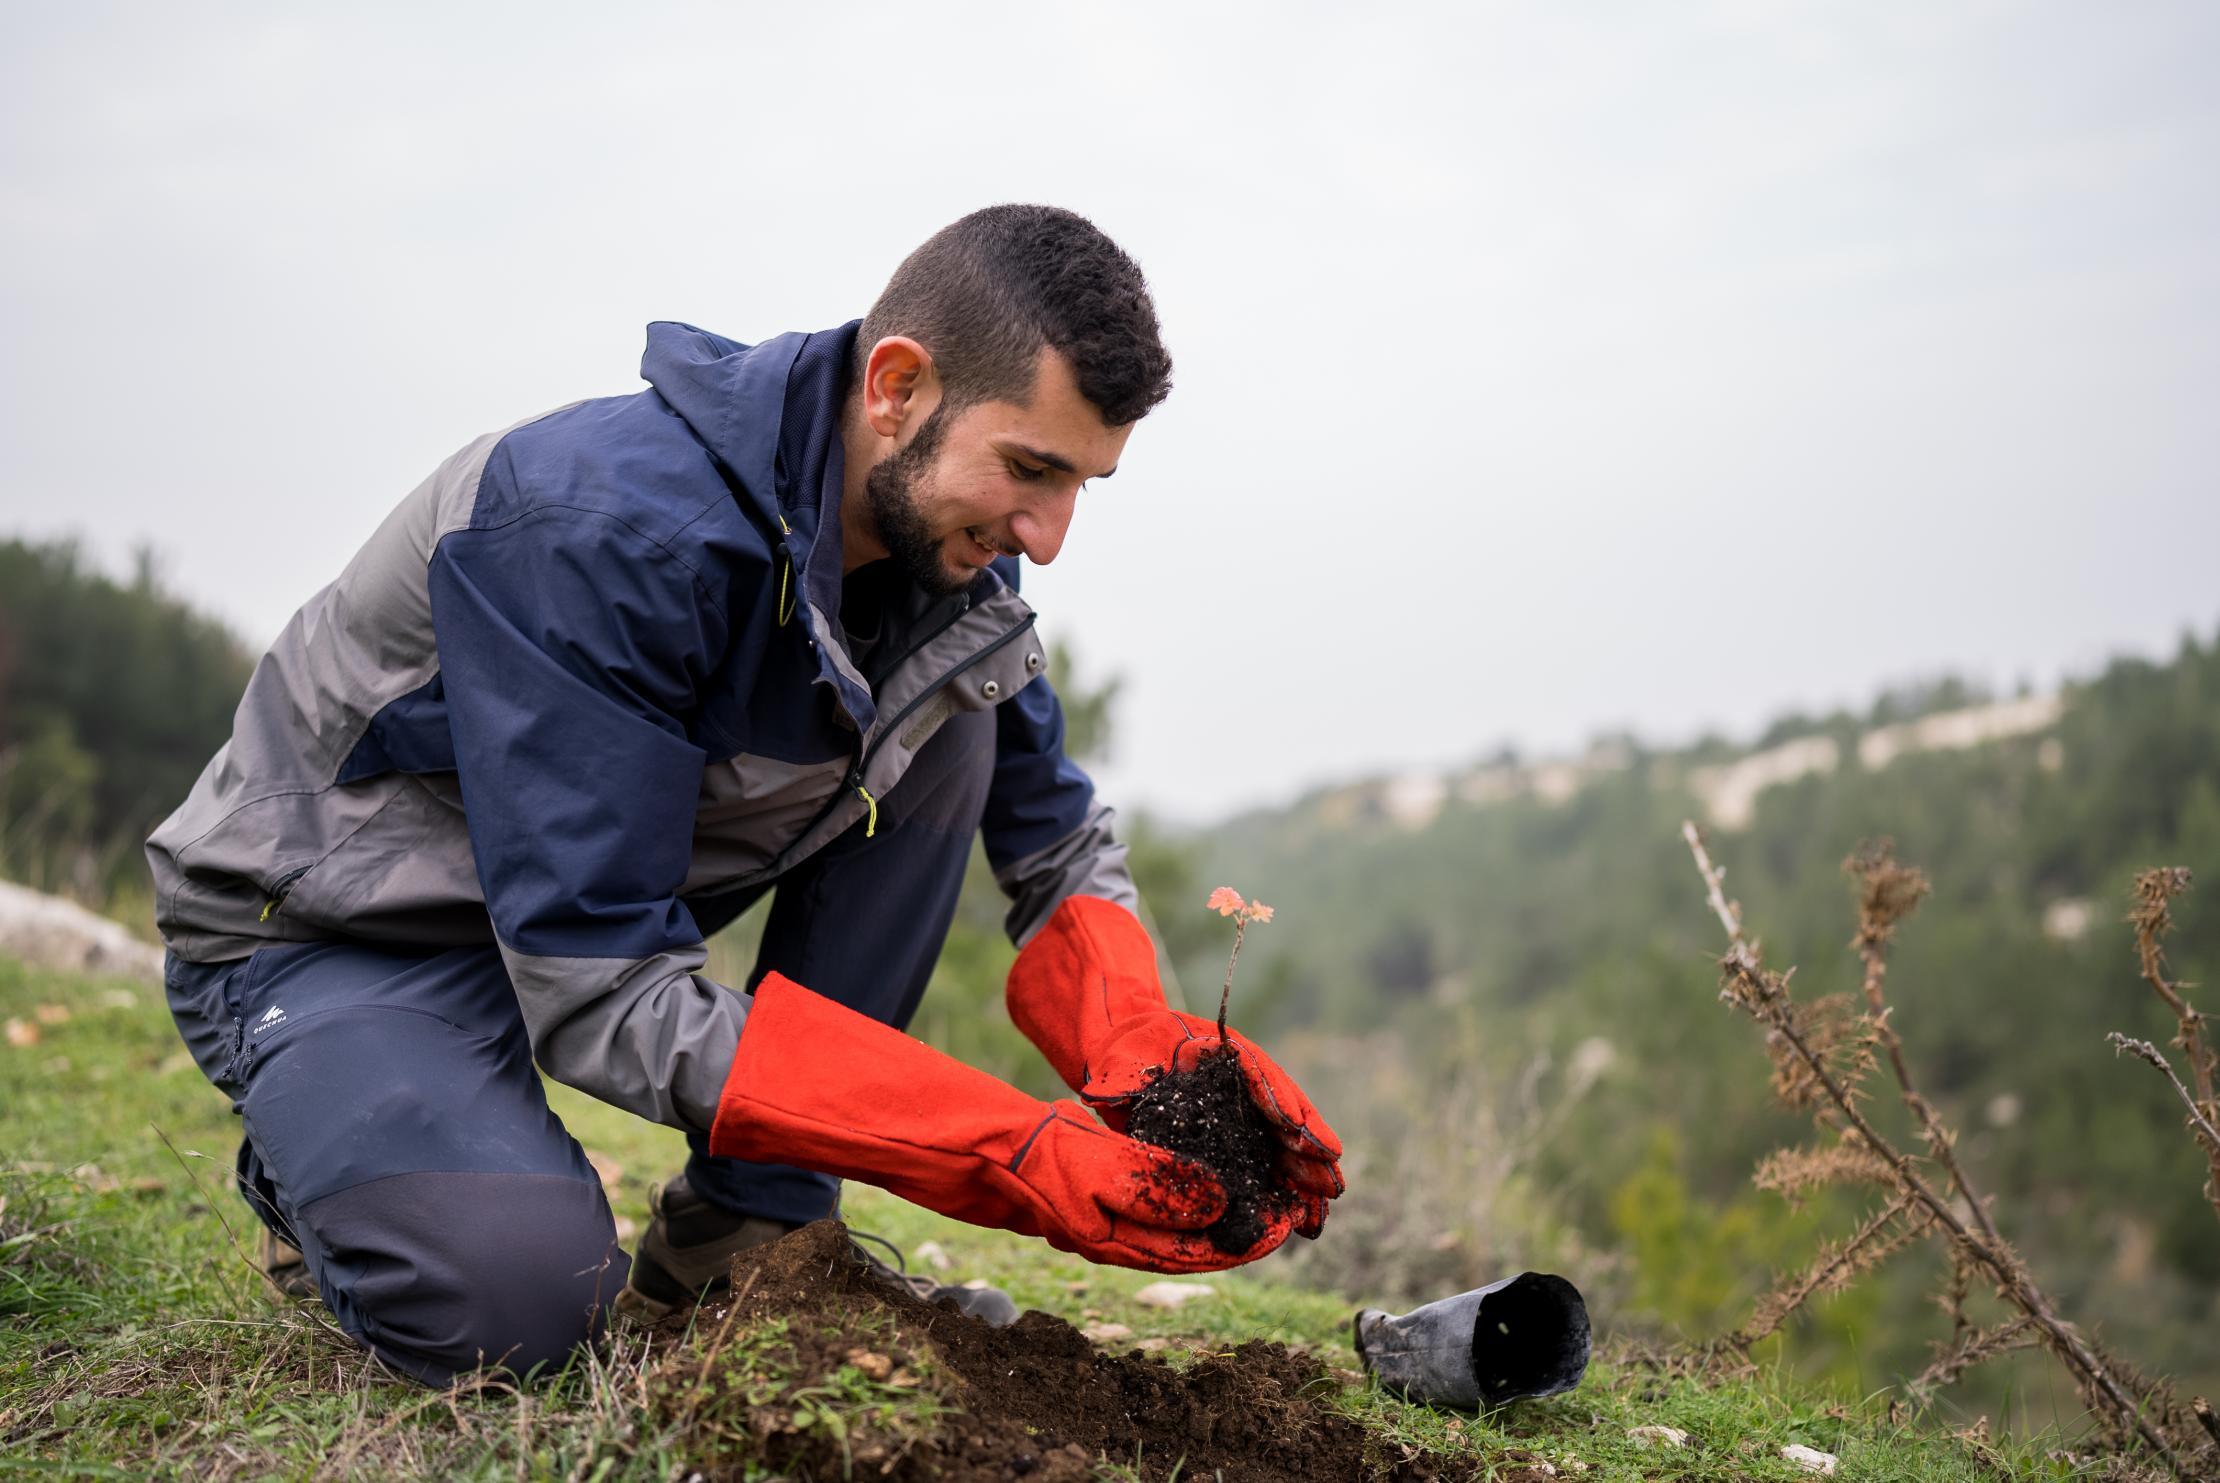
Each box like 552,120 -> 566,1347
1005,896 -> 1346,1215
710,973 -> 1301,1272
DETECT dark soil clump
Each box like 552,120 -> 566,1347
1122,1047 -> 1298,1253
650,1219 -> 1483,1482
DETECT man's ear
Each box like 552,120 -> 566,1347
861,336 -> 939,441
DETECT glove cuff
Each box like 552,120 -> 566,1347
709,974 -> 1039,1227
1004,895 -> 1170,1092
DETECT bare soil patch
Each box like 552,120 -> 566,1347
654,1219 -> 1486,1482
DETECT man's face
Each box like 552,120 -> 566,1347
862,349 -> 1131,596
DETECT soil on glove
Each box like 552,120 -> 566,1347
1122,1046 -> 1300,1254
648,1219 -> 1494,1483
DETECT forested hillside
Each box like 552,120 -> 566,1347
0,539 -> 251,905
1182,631 -> 2220,1413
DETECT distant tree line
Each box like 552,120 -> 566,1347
0,537 -> 251,903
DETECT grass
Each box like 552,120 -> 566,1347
0,951 -> 2130,1480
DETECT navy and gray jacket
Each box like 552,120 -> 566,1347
146,321 -> 1137,1134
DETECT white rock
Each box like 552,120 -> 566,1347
1783,1444 -> 1838,1474
914,1240 -> 952,1271
1132,1281 -> 1215,1309
1627,1425 -> 1688,1448
0,880 -> 164,983
1081,1322 -> 1134,1342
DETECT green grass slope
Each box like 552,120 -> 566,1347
0,953 -> 2114,1480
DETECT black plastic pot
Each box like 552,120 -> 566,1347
1353,1272 -> 1591,1409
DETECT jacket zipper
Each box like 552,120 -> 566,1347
796,611 -> 1039,847
258,865 -> 311,923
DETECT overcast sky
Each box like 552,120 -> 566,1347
4,2 -> 2215,821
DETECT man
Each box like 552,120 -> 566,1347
147,205 -> 1343,1387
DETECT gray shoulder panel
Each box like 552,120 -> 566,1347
147,411 -> 574,960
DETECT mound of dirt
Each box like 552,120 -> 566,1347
652,1219 -> 1488,1482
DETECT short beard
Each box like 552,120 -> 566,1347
861,402 -> 973,597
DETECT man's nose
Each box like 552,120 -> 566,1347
1007,489 -> 1078,566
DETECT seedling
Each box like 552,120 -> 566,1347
1123,887 -> 1299,1254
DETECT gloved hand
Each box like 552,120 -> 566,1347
709,972 -> 1307,1272
1005,896 -> 1346,1217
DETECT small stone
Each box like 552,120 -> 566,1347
914,1240 -> 952,1271
1560,1459 -> 1589,1474
1135,1337 -> 1171,1352
845,1347 -> 893,1380
1132,1281 -> 1214,1309
1627,1425 -> 1688,1448
71,1164 -> 119,1193
33,1003 -> 71,1025
5,1018 -> 38,1049
1782,1444 -> 1838,1474
1082,1322 -> 1134,1342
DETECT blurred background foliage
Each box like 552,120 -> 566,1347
0,539 -> 251,910
4,530 -> 2214,1429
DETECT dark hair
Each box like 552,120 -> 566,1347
857,204 -> 1172,426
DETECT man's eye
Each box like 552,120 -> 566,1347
1009,460 -> 1047,482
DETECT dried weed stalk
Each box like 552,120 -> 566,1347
2108,868 -> 2220,1228
1680,822 -> 2211,1482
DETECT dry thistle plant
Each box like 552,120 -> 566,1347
2106,867 -> 2220,1231
1679,823 -> 2217,1482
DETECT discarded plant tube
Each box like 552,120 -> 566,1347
1353,1273 -> 1591,1409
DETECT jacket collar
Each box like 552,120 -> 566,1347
640,319 -> 1024,734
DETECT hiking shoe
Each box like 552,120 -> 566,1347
851,1230 -> 1020,1327
615,1171 -> 799,1323
617,1171 -> 1021,1328
258,1226 -> 317,1301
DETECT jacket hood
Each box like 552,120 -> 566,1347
639,320 -> 860,535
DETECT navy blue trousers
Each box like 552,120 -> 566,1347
164,711 -> 993,1385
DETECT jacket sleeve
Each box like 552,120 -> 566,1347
979,670 -> 1139,947
426,506 -> 749,1133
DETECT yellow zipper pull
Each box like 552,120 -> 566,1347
856,785 -> 878,838
776,514 -> 797,626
